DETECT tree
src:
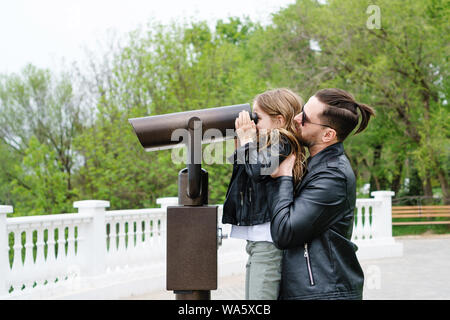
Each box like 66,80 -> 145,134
0,65 -> 85,214
248,0 -> 449,203
10,137 -> 73,215
74,19 -> 266,209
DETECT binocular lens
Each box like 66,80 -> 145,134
129,103 -> 254,150
251,112 -> 259,124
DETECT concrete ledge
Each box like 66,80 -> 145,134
0,205 -> 13,214
73,200 -> 110,209
354,238 -> 404,260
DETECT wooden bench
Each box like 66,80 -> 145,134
392,205 -> 450,226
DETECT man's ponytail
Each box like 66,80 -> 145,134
316,88 -> 375,141
354,102 -> 375,135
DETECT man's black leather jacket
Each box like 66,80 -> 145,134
267,142 -> 364,300
222,136 -> 291,226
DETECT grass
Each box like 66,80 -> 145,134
393,224 -> 450,236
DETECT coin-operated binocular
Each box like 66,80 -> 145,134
129,104 -> 257,300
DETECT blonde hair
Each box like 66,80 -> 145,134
254,88 -> 307,185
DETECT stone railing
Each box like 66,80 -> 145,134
0,199 -> 170,300
351,191 -> 403,260
0,191 -> 402,299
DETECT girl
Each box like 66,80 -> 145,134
222,88 -> 307,300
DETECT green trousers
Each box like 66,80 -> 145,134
245,240 -> 283,300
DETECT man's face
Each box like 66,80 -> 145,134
293,95 -> 326,147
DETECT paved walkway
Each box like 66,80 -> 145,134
127,235 -> 450,300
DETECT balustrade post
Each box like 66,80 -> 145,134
156,197 -> 179,209
74,200 -> 109,277
0,205 -> 13,296
371,191 -> 395,239
156,197 -> 176,255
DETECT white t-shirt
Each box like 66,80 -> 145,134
230,221 -> 273,242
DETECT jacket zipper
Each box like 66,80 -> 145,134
304,243 -> 315,286
249,188 -> 252,202
236,191 -> 244,226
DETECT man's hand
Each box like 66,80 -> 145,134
271,153 -> 295,178
235,111 -> 257,146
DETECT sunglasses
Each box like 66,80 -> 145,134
301,109 -> 335,130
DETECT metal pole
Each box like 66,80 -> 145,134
174,116 -> 211,300
175,290 -> 211,300
187,117 -> 202,199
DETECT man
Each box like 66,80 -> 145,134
268,88 -> 375,300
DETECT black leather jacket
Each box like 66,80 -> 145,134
267,142 -> 364,300
222,137 -> 291,226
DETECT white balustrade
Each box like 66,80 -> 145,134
0,193 -> 402,299
352,199 -> 382,241
0,206 -> 13,296
352,191 -> 403,260
3,212 -> 93,298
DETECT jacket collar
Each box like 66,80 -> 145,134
294,142 -> 344,195
306,142 -> 344,172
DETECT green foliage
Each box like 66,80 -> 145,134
251,0 -> 449,203
72,19 -> 266,209
0,3 -> 448,222
0,64 -> 84,214
10,137 -> 74,215
215,16 -> 257,45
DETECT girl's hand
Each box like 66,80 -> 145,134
235,111 -> 257,146
271,153 -> 295,178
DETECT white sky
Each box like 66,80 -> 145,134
0,0 -> 296,75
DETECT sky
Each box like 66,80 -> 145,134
0,0 -> 296,75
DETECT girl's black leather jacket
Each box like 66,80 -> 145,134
222,136 -> 291,226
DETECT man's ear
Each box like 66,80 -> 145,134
322,128 -> 337,143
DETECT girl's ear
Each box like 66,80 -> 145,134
276,115 -> 286,127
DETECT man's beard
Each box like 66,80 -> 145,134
295,128 -> 313,148
299,136 -> 313,148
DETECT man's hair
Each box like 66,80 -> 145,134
315,88 -> 375,141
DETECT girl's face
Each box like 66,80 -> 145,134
253,102 -> 281,131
